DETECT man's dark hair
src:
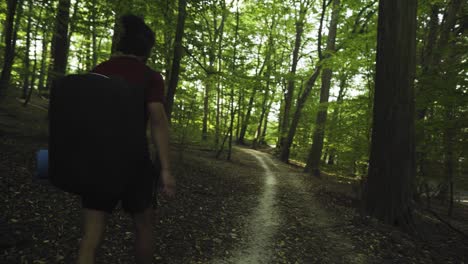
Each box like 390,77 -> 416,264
116,15 -> 155,58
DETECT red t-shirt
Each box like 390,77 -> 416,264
92,56 -> 165,104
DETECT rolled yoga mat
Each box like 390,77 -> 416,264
35,149 -> 49,180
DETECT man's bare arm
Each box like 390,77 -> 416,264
148,102 -> 175,195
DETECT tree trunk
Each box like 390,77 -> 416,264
415,4 -> 440,179
235,84 -> 243,140
253,79 -> 271,149
165,0 -> 187,121
24,0 -> 43,106
91,0 -> 98,68
201,2 -> 225,142
202,76 -> 211,141
0,0 -> 19,97
215,1 -> 227,147
305,0 -> 341,175
38,29 -> 49,93
279,0 -> 328,163
237,86 -> 256,144
45,0 -> 71,91
279,3 -> 307,154
327,71 -> 348,165
261,89 -> 275,145
237,46 -> 262,144
436,19 -> 463,208
364,0 -> 417,229
238,17 -> 275,145
227,3 -> 240,160
442,107 -> 454,215
21,0 -> 33,99
282,65 -> 321,162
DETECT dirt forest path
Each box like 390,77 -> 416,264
216,148 -> 368,264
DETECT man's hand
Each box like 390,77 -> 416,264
159,169 -> 175,197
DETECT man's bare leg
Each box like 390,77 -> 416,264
133,207 -> 154,264
77,209 -> 107,264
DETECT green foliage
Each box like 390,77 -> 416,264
2,0 -> 465,185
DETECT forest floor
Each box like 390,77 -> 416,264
1,89 -> 468,263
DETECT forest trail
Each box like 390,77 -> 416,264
218,148 -> 367,264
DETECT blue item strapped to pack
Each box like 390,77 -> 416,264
36,149 -> 49,180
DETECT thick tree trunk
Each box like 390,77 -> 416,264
364,0 -> 417,229
0,0 -> 19,97
45,0 -> 71,91
305,0 -> 341,175
165,0 -> 187,121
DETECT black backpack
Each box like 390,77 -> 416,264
48,72 -> 151,196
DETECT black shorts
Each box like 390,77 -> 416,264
81,161 -> 159,215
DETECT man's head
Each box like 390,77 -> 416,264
115,15 -> 155,60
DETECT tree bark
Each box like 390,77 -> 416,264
202,75 -> 211,141
327,71 -> 348,165
279,2 -> 307,154
91,0 -> 98,68
253,80 -> 271,149
24,0 -> 44,106
201,2 -> 225,142
237,44 -> 265,144
227,3 -> 240,160
21,0 -> 33,99
238,16 -> 275,145
260,89 -> 275,145
45,0 -> 71,91
237,85 -> 257,144
0,0 -> 19,97
283,65 -> 321,162
415,4 -> 440,179
38,27 -> 49,93
364,0 -> 417,229
305,0 -> 341,175
442,107 -> 455,215
165,0 -> 187,121
215,1 -> 227,147
279,0 -> 328,163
